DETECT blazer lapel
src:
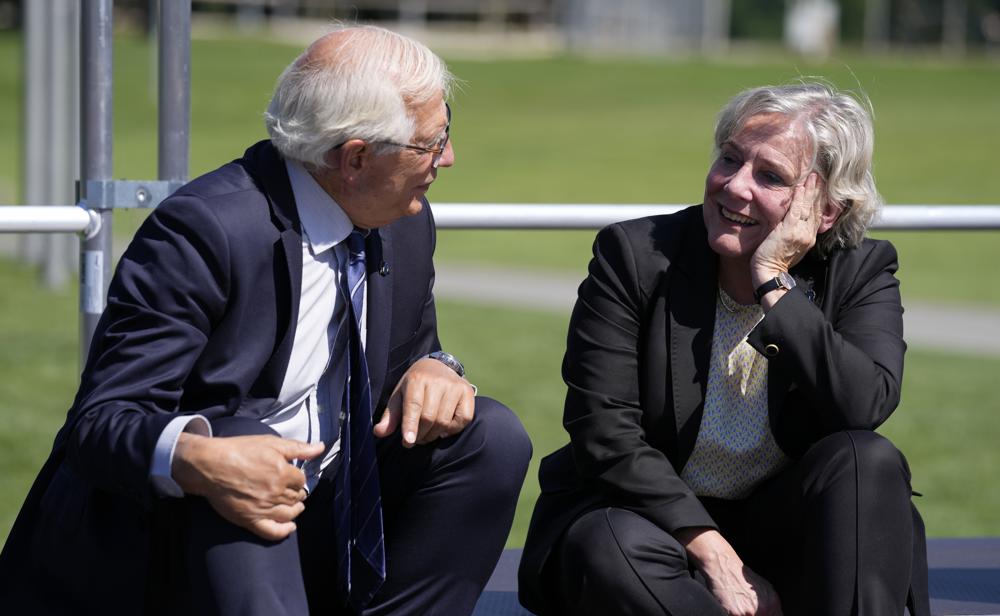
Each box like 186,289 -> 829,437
365,226 -> 393,403
667,217 -> 718,467
241,141 -> 303,402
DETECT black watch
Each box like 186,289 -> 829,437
753,271 -> 796,303
426,351 -> 465,377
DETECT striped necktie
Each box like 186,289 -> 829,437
333,230 -> 386,609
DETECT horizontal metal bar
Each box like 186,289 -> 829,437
431,204 -> 1000,230
874,205 -> 1000,230
81,179 -> 184,209
0,206 -> 100,235
1,204 -> 999,235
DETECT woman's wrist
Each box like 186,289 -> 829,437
675,527 -> 743,574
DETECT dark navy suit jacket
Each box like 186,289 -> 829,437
0,141 -> 442,611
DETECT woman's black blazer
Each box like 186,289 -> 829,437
518,205 -> 906,614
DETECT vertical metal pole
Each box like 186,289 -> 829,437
158,0 -> 191,183
44,0 -> 79,289
20,0 -> 48,265
79,0 -> 114,364
864,0 -> 891,52
942,0 -> 967,55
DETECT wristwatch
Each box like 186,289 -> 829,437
753,271 -> 796,303
426,351 -> 465,377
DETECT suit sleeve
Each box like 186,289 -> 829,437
64,195 -> 231,506
747,241 -> 905,432
406,198 -> 442,364
562,224 -> 717,534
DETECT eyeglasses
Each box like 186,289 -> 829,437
379,103 -> 451,168
333,104 -> 451,169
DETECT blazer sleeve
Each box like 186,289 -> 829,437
408,200 -> 442,362
747,240 -> 905,432
63,195 -> 231,506
562,223 -> 717,534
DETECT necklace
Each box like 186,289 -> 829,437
718,285 -> 750,313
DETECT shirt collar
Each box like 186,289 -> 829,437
285,159 -> 353,255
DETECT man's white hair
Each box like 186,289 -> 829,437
265,24 -> 454,169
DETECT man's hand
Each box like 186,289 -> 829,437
373,357 -> 475,447
676,527 -> 783,616
172,433 -> 325,541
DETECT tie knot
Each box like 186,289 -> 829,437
347,230 -> 366,260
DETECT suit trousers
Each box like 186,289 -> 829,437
157,396 -> 531,616
546,431 -> 925,616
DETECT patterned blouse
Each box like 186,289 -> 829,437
679,286 -> 790,499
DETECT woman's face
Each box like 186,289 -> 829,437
702,113 -> 813,261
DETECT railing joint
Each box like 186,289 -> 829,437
79,179 -> 184,210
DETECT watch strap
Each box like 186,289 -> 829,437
753,273 -> 795,303
425,351 -> 465,377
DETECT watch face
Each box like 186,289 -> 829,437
778,271 -> 796,290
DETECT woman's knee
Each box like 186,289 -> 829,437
560,508 -> 689,583
802,430 -> 912,504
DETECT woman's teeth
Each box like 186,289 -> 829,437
720,207 -> 757,226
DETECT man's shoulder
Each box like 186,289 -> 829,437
157,141 -> 289,229
173,144 -> 272,208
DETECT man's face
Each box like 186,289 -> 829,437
340,93 -> 454,229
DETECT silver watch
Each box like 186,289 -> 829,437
426,351 -> 465,377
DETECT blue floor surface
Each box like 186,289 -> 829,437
475,538 -> 1000,616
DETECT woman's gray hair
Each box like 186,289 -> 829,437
265,24 -> 454,169
713,82 -> 882,255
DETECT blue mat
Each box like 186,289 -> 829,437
475,538 -> 1000,616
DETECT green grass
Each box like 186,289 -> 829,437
1,30 -> 999,544
0,261 -> 78,535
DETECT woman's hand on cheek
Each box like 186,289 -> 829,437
750,172 -> 823,287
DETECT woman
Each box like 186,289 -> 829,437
519,83 -> 929,616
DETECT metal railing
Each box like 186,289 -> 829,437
3,203 -> 1000,236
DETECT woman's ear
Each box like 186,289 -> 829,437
818,199 -> 844,234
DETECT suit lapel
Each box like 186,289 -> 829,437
365,226 -> 393,403
241,141 -> 303,401
667,215 -> 717,467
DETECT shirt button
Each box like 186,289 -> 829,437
764,343 -> 780,357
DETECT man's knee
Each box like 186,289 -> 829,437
467,396 -> 533,481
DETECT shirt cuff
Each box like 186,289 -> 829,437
150,415 -> 212,498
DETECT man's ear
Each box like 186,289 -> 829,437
332,139 -> 368,183
817,198 -> 844,234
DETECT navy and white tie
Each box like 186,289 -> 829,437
333,230 -> 386,609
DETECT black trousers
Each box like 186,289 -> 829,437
161,396 -> 531,616
546,431 -> 928,616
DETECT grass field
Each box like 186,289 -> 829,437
1,30 -> 999,545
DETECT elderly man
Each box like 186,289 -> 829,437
0,25 -> 531,615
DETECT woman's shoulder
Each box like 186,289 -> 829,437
828,236 -> 900,270
599,204 -> 705,259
